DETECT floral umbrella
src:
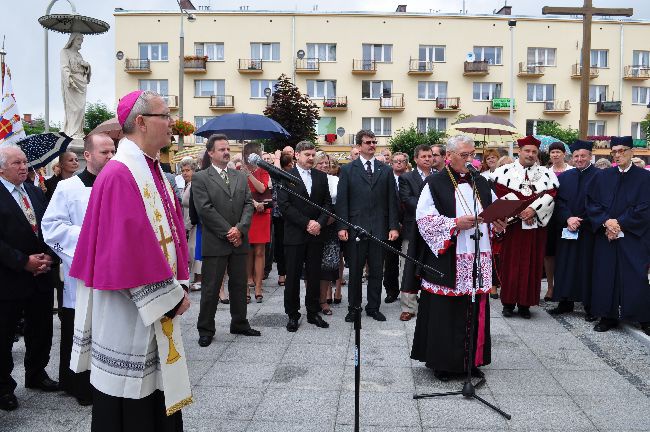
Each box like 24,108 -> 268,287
533,135 -> 571,154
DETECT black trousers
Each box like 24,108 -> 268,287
0,290 -> 54,395
272,216 -> 286,276
383,238 -> 402,297
91,388 -> 182,432
59,307 -> 92,401
284,240 -> 323,317
346,238 -> 385,313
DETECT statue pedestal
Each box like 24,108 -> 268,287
68,138 -> 87,171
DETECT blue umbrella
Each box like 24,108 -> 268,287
17,132 -> 73,169
195,113 -> 290,140
533,135 -> 571,154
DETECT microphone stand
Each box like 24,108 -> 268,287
413,170 -> 511,421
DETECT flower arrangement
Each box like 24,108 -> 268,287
184,55 -> 208,61
172,120 -> 195,136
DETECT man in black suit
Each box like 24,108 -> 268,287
0,145 -> 59,411
337,130 -> 400,322
398,144 -> 434,321
277,141 -> 332,332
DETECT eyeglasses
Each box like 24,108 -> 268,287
455,151 -> 476,159
392,159 -> 407,164
609,148 -> 631,156
361,140 -> 378,145
141,113 -> 173,121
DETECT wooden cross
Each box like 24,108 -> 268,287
543,1 -> 633,139
158,225 -> 173,262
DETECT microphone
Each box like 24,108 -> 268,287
247,153 -> 301,184
465,161 -> 481,177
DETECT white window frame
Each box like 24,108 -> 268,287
195,116 -> 216,144
588,120 -> 606,136
526,47 -> 556,66
590,49 -> 609,68
362,44 -> 393,63
632,122 -> 647,140
473,46 -> 502,65
526,84 -> 555,102
251,42 -> 280,61
632,86 -> 650,105
306,80 -> 336,99
138,43 -> 168,61
250,79 -> 278,99
632,50 -> 650,67
418,81 -> 447,100
361,117 -> 392,136
194,42 -> 224,61
473,82 -> 502,101
419,45 -> 445,63
306,43 -> 336,62
362,80 -> 393,99
138,79 -> 168,95
589,85 -> 608,103
194,80 -> 225,97
417,117 -> 447,133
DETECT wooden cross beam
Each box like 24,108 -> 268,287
543,1 -> 633,139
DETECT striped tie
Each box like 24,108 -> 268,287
16,187 -> 38,236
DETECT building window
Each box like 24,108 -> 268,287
632,50 -> 650,67
251,42 -> 280,61
417,118 -> 447,133
632,122 -> 647,140
195,43 -> 224,61
194,116 -> 215,144
473,82 -> 502,101
306,80 -> 336,99
317,117 -> 337,135
250,79 -> 278,98
473,46 -> 502,65
139,43 -> 168,61
526,47 -> 556,66
419,45 -> 445,62
588,85 -> 608,103
362,117 -> 392,136
590,49 -> 608,68
526,84 -> 555,102
632,86 -> 650,105
525,119 -> 549,136
139,79 -> 168,95
417,81 -> 447,100
588,120 -> 606,136
194,80 -> 225,97
306,43 -> 336,61
362,80 -> 392,99
362,44 -> 392,63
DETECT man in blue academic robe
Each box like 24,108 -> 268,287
549,140 -> 599,321
586,136 -> 650,334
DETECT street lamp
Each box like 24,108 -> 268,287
177,0 -> 196,151
508,19 -> 516,157
264,87 -> 272,106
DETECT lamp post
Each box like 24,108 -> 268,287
177,1 -> 195,151
508,19 -> 517,157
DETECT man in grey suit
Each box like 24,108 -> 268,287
337,130 -> 400,322
192,134 -> 261,347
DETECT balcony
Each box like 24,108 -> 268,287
489,98 -> 515,114
162,95 -> 178,110
463,60 -> 489,76
571,64 -> 599,79
183,56 -> 207,73
543,100 -> 571,114
379,93 -> 405,111
434,97 -> 461,112
517,62 -> 545,78
124,58 -> 150,73
238,59 -> 263,73
596,101 -> 622,116
209,95 -> 235,111
623,65 -> 650,80
408,59 -> 434,75
352,59 -> 376,74
322,96 -> 348,111
295,58 -> 320,74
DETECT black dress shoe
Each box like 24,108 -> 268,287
198,335 -> 213,347
384,293 -> 398,304
307,314 -> 329,328
641,323 -> 650,336
502,307 -> 515,318
366,310 -> 387,321
434,371 -> 451,382
344,310 -> 358,323
594,319 -> 617,332
231,328 -> 261,336
0,393 -> 18,411
25,376 -> 59,392
76,396 -> 93,406
584,313 -> 597,322
286,317 -> 300,332
518,307 -> 531,319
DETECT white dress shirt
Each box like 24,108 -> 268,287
358,155 -> 376,174
297,165 -> 312,196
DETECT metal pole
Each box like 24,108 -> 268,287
178,11 -> 185,151
509,24 -> 515,157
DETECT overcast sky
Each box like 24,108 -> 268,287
5,0 -> 650,125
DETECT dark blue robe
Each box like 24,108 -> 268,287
553,164 -> 599,310
586,165 -> 650,323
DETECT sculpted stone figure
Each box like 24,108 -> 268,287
61,33 -> 91,139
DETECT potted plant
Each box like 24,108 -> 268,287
449,104 -> 459,110
437,103 -> 445,109
172,119 -> 195,137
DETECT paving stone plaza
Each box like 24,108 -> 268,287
2,270 -> 649,432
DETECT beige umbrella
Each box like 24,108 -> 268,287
86,117 -> 123,140
446,115 -> 522,145
172,146 -> 205,163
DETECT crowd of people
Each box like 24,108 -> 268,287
0,90 -> 648,431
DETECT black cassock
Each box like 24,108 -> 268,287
586,165 -> 650,323
552,164 -> 599,310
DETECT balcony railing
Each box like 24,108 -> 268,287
352,59 -> 376,73
209,95 -> 235,110
162,95 -> 178,109
596,101 -> 622,115
184,57 -> 207,72
517,62 -> 545,77
463,60 -> 489,75
434,97 -> 461,111
295,58 -> 320,73
124,58 -> 151,73
379,93 -> 405,111
543,100 -> 571,114
623,65 -> 650,80
408,59 -> 434,74
571,64 -> 599,79
322,96 -> 348,110
238,59 -> 263,73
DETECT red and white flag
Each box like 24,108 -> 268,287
0,64 -> 26,147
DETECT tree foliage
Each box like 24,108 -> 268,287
640,114 -> 650,142
389,124 -> 446,162
84,101 -> 114,135
535,120 -> 579,146
24,118 -> 60,136
263,74 -> 320,152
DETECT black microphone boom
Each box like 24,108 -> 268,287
248,153 -> 301,184
465,161 -> 481,176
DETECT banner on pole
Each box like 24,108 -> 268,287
0,65 -> 26,147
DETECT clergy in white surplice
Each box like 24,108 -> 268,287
410,135 -> 506,382
42,133 -> 115,406
69,90 -> 192,432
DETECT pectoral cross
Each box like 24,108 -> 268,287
158,225 -> 173,263
542,1 -> 633,138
